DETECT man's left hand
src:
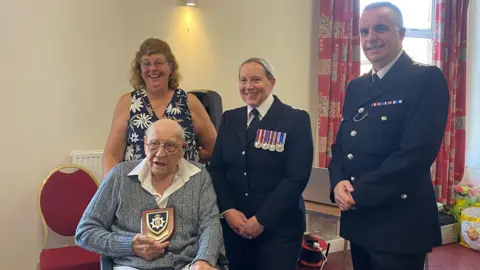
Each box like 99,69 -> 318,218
239,216 -> 264,239
190,260 -> 216,270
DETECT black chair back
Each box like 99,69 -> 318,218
189,89 -> 223,131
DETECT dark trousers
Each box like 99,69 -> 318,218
350,242 -> 426,270
221,220 -> 302,270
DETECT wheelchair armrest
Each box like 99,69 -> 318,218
100,254 -> 114,270
217,252 -> 229,266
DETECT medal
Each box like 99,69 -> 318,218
262,130 -> 270,150
254,129 -> 263,148
276,132 -> 287,152
269,131 -> 277,151
258,129 -> 267,149
276,145 -> 284,152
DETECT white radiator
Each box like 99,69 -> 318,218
71,150 -> 104,182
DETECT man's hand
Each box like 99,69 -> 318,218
224,209 -> 248,235
132,234 -> 169,261
239,216 -> 264,239
189,260 -> 216,270
334,180 -> 356,211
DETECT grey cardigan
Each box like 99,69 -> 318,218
75,160 -> 222,270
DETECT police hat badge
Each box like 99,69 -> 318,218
298,233 -> 330,269
141,208 -> 174,242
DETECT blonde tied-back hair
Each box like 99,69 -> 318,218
239,57 -> 276,80
130,38 -> 181,90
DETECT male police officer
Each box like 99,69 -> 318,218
328,2 -> 449,270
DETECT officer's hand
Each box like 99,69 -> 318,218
224,209 -> 248,235
334,180 -> 356,211
238,216 -> 264,239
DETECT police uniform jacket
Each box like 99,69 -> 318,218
209,95 -> 314,235
328,52 -> 449,254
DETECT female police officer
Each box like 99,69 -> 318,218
209,57 -> 314,270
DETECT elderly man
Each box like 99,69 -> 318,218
328,2 -> 449,270
75,119 -> 221,270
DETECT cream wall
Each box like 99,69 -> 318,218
0,0 -> 316,268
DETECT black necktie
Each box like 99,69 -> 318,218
372,73 -> 380,84
247,109 -> 260,142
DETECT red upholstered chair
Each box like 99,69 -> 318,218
38,165 -> 101,270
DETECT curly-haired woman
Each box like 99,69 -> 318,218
102,38 -> 216,177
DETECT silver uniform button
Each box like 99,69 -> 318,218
358,107 -> 365,113
401,194 -> 407,199
245,193 -> 249,197
242,151 -> 245,155
350,176 -> 356,182
381,116 -> 388,121
347,153 -> 354,160
244,172 -> 247,176
350,130 -> 357,136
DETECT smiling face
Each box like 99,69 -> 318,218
144,119 -> 184,178
140,53 -> 172,92
359,6 -> 405,71
239,62 -> 276,108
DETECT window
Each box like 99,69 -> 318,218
359,0 -> 434,74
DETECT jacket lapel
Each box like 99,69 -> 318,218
246,95 -> 285,145
354,52 -> 413,109
235,106 -> 248,147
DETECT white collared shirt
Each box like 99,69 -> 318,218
372,50 -> 403,81
127,158 -> 201,208
247,94 -> 274,127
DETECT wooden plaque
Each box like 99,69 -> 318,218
141,208 -> 174,242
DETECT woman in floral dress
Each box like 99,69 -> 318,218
101,38 -> 217,177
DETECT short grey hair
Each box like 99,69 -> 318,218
239,57 -> 276,79
364,1 -> 404,29
145,119 -> 185,142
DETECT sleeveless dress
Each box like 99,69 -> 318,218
123,88 -> 200,162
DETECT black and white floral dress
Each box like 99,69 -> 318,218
123,88 -> 200,162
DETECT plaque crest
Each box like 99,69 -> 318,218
141,208 -> 174,242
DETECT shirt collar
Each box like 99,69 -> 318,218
247,93 -> 274,119
372,50 -> 403,80
127,158 -> 201,184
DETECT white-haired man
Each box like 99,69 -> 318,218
76,119 -> 221,270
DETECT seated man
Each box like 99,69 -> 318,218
75,119 -> 221,270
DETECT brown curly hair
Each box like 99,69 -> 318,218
130,38 -> 181,89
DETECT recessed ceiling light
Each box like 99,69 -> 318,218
185,0 -> 196,6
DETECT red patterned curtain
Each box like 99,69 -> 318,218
432,0 -> 469,205
317,0 -> 361,167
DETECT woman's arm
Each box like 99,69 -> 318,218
102,93 -> 130,177
187,93 -> 217,162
